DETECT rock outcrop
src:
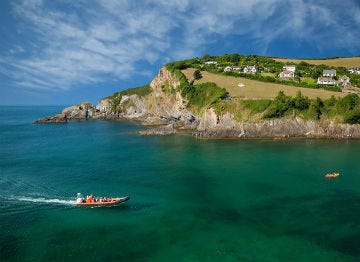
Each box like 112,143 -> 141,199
35,113 -> 67,123
62,102 -> 95,119
195,117 -> 360,139
139,124 -> 176,136
34,66 -> 360,139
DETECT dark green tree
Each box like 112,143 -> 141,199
193,69 -> 202,80
293,91 -> 310,110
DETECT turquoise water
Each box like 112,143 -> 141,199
1,106 -> 360,261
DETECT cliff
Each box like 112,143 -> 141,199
35,67 -> 360,139
196,108 -> 359,138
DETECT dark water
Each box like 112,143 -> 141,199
1,106 -> 360,261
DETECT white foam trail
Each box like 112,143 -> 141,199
16,197 -> 76,205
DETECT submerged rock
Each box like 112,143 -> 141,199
35,113 -> 67,123
139,124 -> 176,136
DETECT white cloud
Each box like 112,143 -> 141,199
0,0 -> 359,92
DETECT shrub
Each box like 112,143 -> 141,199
193,69 -> 202,80
187,82 -> 227,108
242,100 -> 271,114
344,110 -> 360,124
335,94 -> 359,112
110,84 -> 152,113
120,84 -> 152,97
309,97 -> 324,120
293,91 -> 310,110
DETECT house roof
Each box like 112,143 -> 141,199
323,69 -> 336,74
318,77 -> 336,81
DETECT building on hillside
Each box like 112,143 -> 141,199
323,69 -> 337,77
224,66 -> 233,72
232,66 -> 242,71
243,65 -> 257,73
224,66 -> 242,72
349,67 -> 360,74
282,65 -> 296,72
279,70 -> 295,78
317,77 -> 337,86
338,76 -> 351,87
204,61 -> 218,65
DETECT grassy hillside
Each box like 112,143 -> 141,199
182,68 -> 347,100
273,57 -> 360,68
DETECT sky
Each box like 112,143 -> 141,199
0,0 -> 360,105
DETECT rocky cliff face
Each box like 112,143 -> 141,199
102,67 -> 199,129
196,112 -> 360,138
62,102 -> 95,119
35,66 -> 360,139
35,102 -> 94,123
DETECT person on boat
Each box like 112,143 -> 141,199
76,193 -> 84,204
86,194 -> 94,203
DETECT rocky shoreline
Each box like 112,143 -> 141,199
35,67 -> 360,139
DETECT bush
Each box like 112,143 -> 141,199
110,84 -> 152,113
187,82 -> 227,108
335,94 -> 359,112
120,84 -> 152,97
193,69 -> 202,80
322,85 -> 342,92
242,100 -> 271,114
344,110 -> 360,124
293,91 -> 310,110
309,97 -> 324,120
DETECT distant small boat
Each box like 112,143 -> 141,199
325,173 -> 340,178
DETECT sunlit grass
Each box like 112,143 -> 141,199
274,57 -> 360,68
182,68 -> 346,100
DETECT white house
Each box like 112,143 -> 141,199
338,76 -> 351,87
243,65 -> 257,73
349,67 -> 360,74
204,61 -> 218,65
224,66 -> 242,72
224,66 -> 233,72
232,66 -> 242,71
317,77 -> 337,86
323,69 -> 336,77
282,65 -> 296,72
279,70 -> 295,78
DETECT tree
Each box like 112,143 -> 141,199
193,69 -> 202,80
293,91 -> 310,110
309,97 -> 324,120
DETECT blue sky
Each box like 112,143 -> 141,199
1,0 -> 360,105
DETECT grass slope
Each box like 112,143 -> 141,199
182,68 -> 346,100
273,57 -> 360,68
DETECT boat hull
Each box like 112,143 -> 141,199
76,196 -> 130,207
325,173 -> 340,178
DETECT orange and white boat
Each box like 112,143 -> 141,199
325,173 -> 340,178
76,193 -> 130,206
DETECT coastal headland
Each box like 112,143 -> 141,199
35,54 -> 360,139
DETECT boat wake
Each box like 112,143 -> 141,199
14,197 -> 76,205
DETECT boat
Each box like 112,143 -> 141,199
325,173 -> 340,178
75,193 -> 130,206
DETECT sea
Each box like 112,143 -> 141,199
1,106 -> 360,262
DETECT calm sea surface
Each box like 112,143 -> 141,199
1,106 -> 360,261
